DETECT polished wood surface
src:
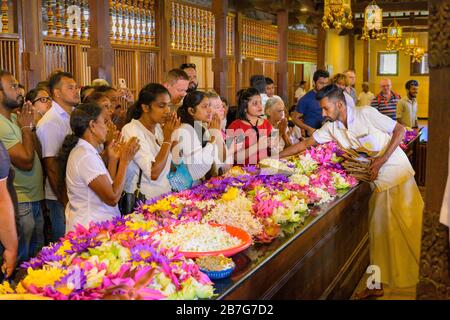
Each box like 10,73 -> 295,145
213,183 -> 371,300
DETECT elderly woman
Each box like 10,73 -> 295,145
265,97 -> 291,153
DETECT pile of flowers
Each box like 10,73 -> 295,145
400,129 -> 419,150
1,142 -> 358,300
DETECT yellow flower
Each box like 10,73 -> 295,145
56,240 -> 72,257
22,267 -> 66,289
16,283 -> 27,294
0,281 -> 14,294
221,187 -> 239,202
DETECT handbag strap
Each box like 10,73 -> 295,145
136,169 -> 143,190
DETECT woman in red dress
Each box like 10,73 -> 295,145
227,88 -> 273,166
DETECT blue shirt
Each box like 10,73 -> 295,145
296,90 -> 324,129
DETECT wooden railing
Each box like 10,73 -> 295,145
110,0 -> 157,47
43,0 -> 90,40
288,30 -> 318,64
0,36 -> 19,78
170,1 -> 214,55
242,17 -> 278,61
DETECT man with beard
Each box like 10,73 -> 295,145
280,84 -> 423,298
0,70 -> 44,263
396,80 -> 419,129
180,63 -> 199,93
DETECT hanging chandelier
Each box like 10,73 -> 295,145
361,1 -> 383,40
411,46 -> 425,63
321,0 -> 354,32
404,33 -> 419,55
386,19 -> 403,51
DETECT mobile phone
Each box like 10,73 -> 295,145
118,78 -> 127,89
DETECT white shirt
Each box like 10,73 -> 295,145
396,96 -> 418,128
440,137 -> 450,239
344,91 -> 356,108
121,119 -> 172,201
313,105 -> 415,192
36,101 -> 72,200
357,91 -> 375,107
65,138 -> 120,232
171,123 -> 221,182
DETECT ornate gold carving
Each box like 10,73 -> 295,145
428,0 -> 450,68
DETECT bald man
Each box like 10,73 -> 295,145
370,79 -> 401,120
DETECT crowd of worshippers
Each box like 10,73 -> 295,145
0,64 -> 420,282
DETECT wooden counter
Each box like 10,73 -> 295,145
214,182 -> 372,300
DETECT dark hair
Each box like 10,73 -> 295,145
56,103 -> 103,191
48,71 -> 74,96
250,75 -> 267,94
405,80 -> 419,90
128,83 -> 170,122
164,68 -> 189,85
289,104 -> 297,114
180,63 -> 196,70
35,81 -> 50,93
316,84 -> 346,105
26,88 -> 49,103
83,91 -> 108,104
80,85 -> 94,102
93,85 -> 116,94
313,69 -> 330,83
300,80 -> 307,86
265,77 -> 274,85
177,91 -> 207,147
237,87 -> 260,120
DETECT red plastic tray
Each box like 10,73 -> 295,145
151,223 -> 252,258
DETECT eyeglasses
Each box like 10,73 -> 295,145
180,63 -> 196,70
32,97 -> 52,104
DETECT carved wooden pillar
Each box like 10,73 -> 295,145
212,0 -> 228,99
277,8 -> 289,103
87,0 -> 114,83
235,12 -> 243,94
416,0 -> 450,300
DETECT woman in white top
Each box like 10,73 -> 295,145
57,103 -> 139,232
122,83 -> 180,203
172,91 -> 225,184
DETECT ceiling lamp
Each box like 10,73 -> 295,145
361,1 -> 383,40
404,33 -> 419,56
386,19 -> 403,51
321,0 -> 354,32
412,46 -> 425,63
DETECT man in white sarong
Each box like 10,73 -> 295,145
280,84 -> 424,297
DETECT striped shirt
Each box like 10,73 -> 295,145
370,91 -> 401,120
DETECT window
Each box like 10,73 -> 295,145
377,52 -> 399,76
411,53 -> 429,75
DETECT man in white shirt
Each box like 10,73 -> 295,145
344,70 -> 358,104
162,69 -> 189,111
36,71 -> 80,242
280,84 -> 423,295
397,80 -> 419,128
264,77 -> 282,106
357,82 -> 375,107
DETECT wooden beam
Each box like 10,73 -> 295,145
348,31 -> 355,71
87,0 -> 113,84
352,1 -> 429,13
277,8 -> 289,102
363,39 -> 369,82
353,17 -> 429,29
212,0 -> 228,99
235,12 -> 244,93
18,0 -> 44,88
158,0 -> 172,78
317,26 -> 326,70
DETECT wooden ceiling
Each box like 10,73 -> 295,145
231,0 -> 429,32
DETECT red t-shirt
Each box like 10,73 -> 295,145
227,119 -> 272,165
